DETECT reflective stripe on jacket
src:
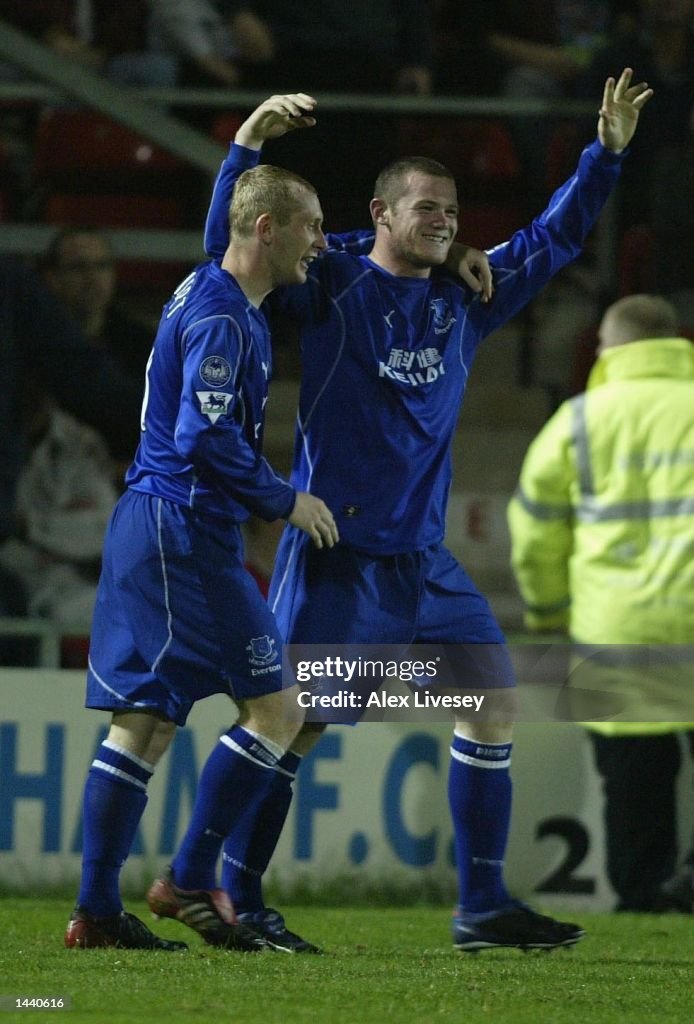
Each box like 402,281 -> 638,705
507,337 -> 694,735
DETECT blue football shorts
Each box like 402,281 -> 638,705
269,527 -> 515,693
86,489 -> 288,725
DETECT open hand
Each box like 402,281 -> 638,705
598,68 -> 653,154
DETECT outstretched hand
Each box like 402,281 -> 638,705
598,68 -> 653,154
234,93 -> 317,151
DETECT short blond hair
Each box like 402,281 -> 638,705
602,294 -> 680,347
229,164 -> 317,239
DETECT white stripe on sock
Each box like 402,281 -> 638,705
102,739 -> 155,774
92,759 -> 148,790
450,747 -> 511,770
219,735 -> 294,778
239,728 -> 285,762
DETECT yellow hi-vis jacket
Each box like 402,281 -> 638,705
507,337 -> 694,735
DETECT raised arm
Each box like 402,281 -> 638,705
204,93 -> 317,257
205,93 -> 494,281
472,69 -> 652,335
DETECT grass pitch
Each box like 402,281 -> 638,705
1,898 -> 692,1024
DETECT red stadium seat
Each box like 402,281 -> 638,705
456,203 -> 526,250
397,118 -> 521,184
60,634 -> 90,670
32,108 -> 197,230
43,192 -> 185,228
545,122 -> 582,192
117,258 -> 189,294
34,108 -> 183,183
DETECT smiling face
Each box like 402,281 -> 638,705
270,185 -> 327,286
371,170 -> 459,277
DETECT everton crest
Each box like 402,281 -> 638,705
246,634 -> 277,666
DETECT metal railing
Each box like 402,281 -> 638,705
0,79 -> 595,118
0,16 -> 595,169
0,19 -> 608,275
0,617 -> 66,668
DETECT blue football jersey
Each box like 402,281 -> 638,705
205,141 -> 625,551
125,258 -> 295,522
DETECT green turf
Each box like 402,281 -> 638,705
1,899 -> 692,1024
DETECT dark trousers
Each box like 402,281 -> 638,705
589,731 -> 694,911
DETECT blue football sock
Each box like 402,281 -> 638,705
171,726 -> 286,892
78,740 -> 154,917
448,731 -> 513,913
222,749 -> 301,913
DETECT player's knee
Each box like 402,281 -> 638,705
239,684 -> 306,749
291,720 -> 327,755
145,718 -> 177,763
108,710 -> 176,764
454,719 -> 514,744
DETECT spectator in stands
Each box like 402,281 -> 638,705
90,0 -> 178,86
222,1 -> 433,227
0,1 -> 177,86
485,1 -> 615,207
42,227 -> 153,379
0,256 -> 140,547
432,1 -> 618,98
489,0 -> 612,98
0,256 -> 141,658
578,0 -> 694,292
430,1 -> 505,96
0,392 -> 119,628
240,0 -> 432,95
508,293 -> 694,913
0,1 -> 100,75
147,1 -> 275,87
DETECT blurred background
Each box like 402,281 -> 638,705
1,0 -> 693,666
